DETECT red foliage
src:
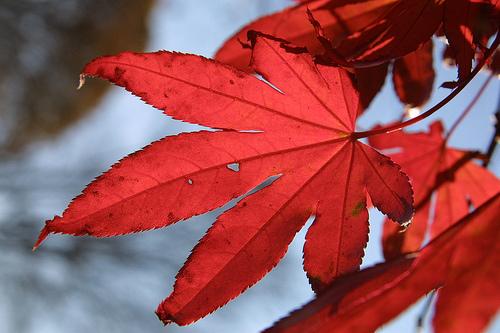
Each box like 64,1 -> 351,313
217,0 -> 498,96
216,0 -> 399,71
35,34 -> 414,324
33,1 -> 499,331
264,193 -> 500,333
369,121 -> 500,258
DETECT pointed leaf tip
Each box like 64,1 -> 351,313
33,225 -> 50,251
155,303 -> 176,326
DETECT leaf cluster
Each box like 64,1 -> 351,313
34,1 -> 500,331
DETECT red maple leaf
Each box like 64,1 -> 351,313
369,121 -> 500,258
34,34 -> 413,324
217,0 -> 498,83
264,192 -> 500,333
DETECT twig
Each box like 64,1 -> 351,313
482,96 -> 500,167
416,289 -> 437,333
353,33 -> 500,139
445,74 -> 494,141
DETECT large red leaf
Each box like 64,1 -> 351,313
264,192 -> 500,333
392,39 -> 435,107
35,35 -> 413,324
369,121 -> 500,258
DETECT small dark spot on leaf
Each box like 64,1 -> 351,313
114,67 -> 126,83
96,67 -> 105,77
167,212 -> 176,222
351,201 -> 366,217
82,223 -> 92,235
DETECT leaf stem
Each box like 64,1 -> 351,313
444,74 -> 494,142
353,34 -> 500,140
483,100 -> 500,167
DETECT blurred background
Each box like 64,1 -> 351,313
0,1 -> 498,332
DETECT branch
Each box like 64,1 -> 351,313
445,74 -> 494,141
483,104 -> 500,167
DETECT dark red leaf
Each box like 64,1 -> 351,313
218,0 -> 498,82
443,0 -> 476,83
215,0 -> 400,71
392,39 -> 435,107
354,62 -> 389,110
335,0 -> 444,65
444,0 -> 499,82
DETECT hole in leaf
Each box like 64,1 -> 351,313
379,147 -> 402,156
226,163 -> 240,172
173,174 -> 283,235
187,178 -> 193,185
